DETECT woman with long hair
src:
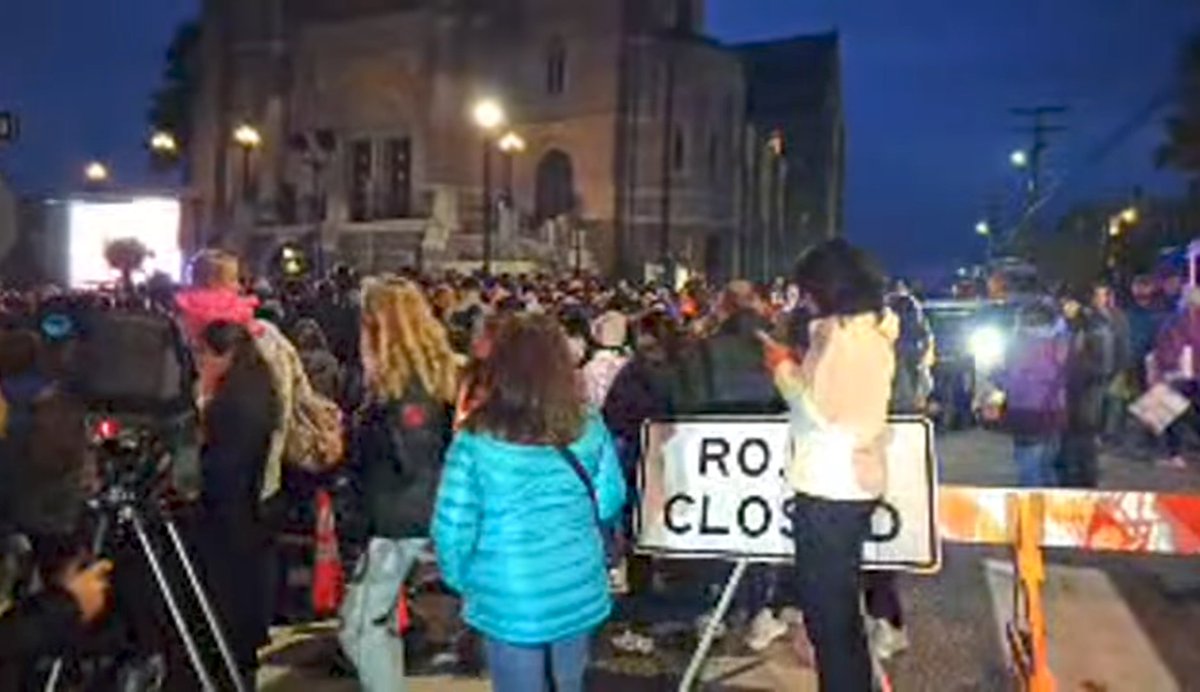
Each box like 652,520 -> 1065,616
196,320 -> 280,687
433,314 -> 626,692
338,278 -> 458,692
761,239 -> 897,691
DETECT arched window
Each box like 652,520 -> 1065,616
535,150 -> 576,221
546,37 -> 567,95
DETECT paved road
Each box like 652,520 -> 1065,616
259,429 -> 1200,691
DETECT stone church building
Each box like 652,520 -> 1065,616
190,0 -> 843,279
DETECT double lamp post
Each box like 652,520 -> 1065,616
472,98 -> 526,275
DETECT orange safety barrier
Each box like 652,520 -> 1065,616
937,486 -> 1200,691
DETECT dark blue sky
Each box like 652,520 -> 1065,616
1,0 -> 1198,273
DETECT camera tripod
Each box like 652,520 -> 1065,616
44,481 -> 248,692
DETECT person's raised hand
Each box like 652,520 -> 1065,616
62,560 -> 114,623
756,330 -> 794,371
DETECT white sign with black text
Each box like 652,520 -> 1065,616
636,416 -> 940,572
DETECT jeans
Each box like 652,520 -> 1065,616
792,493 -> 876,692
338,537 -> 427,692
484,632 -> 591,692
1013,435 -> 1060,487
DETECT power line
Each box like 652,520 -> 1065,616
1006,84 -> 1176,232
1011,105 -> 1069,237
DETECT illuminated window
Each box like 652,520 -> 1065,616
546,38 -> 567,95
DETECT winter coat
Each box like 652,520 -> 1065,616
432,412 -> 626,645
1127,304 -> 1166,368
1098,306 -> 1132,374
771,311 -> 898,500
0,584 -> 81,691
351,384 -> 452,539
1065,311 -> 1109,433
680,310 -> 784,415
199,356 -> 279,665
887,293 -> 934,413
1154,308 -> 1200,380
176,288 -> 305,500
0,376 -> 88,538
602,357 -> 675,451
300,348 -> 343,402
995,325 -> 1068,435
581,349 -> 630,408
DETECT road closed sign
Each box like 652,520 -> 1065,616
636,415 -> 940,572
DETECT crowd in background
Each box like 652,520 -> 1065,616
995,272 -> 1200,490
4,241 -> 1200,691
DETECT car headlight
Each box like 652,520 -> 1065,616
969,325 -> 1005,370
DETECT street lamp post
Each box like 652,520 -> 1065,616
1105,206 -> 1139,274
233,123 -> 263,201
975,220 -> 993,261
84,161 -> 110,185
497,131 -> 526,206
472,99 -> 507,275
150,131 -> 179,158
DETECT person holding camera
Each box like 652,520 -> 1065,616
760,239 -> 897,692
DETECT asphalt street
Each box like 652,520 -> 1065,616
259,429 -> 1200,691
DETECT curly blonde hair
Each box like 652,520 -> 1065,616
361,278 -> 459,403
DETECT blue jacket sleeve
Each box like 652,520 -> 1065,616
431,436 -> 481,594
593,423 -> 627,524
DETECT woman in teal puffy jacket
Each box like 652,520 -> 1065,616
433,314 -> 626,692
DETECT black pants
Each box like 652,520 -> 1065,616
1057,431 -> 1099,488
792,493 -> 875,692
863,572 -> 903,628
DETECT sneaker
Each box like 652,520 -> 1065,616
1157,455 -> 1189,470
694,609 -> 728,640
611,629 -> 656,655
778,607 -> 804,627
745,609 -> 788,652
869,618 -> 910,661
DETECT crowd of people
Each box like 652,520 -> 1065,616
994,273 -> 1200,489
3,238 -> 1198,691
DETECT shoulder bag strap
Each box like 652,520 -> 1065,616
555,446 -> 601,529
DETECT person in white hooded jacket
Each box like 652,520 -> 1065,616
760,239 -> 896,692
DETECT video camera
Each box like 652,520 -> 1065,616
35,298 -> 249,692
37,297 -> 200,499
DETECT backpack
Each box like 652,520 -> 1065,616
255,321 -> 345,476
287,383 -> 346,474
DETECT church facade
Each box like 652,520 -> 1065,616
189,0 -> 843,279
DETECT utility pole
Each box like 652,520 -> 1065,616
1011,106 -> 1068,238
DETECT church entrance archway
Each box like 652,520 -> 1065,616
535,150 -> 576,221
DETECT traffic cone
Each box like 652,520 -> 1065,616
396,585 -> 411,634
312,489 -> 345,617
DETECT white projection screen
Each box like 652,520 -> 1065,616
67,197 -> 183,288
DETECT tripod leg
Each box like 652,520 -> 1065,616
44,514 -> 113,692
162,518 -> 248,692
127,509 -> 218,692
